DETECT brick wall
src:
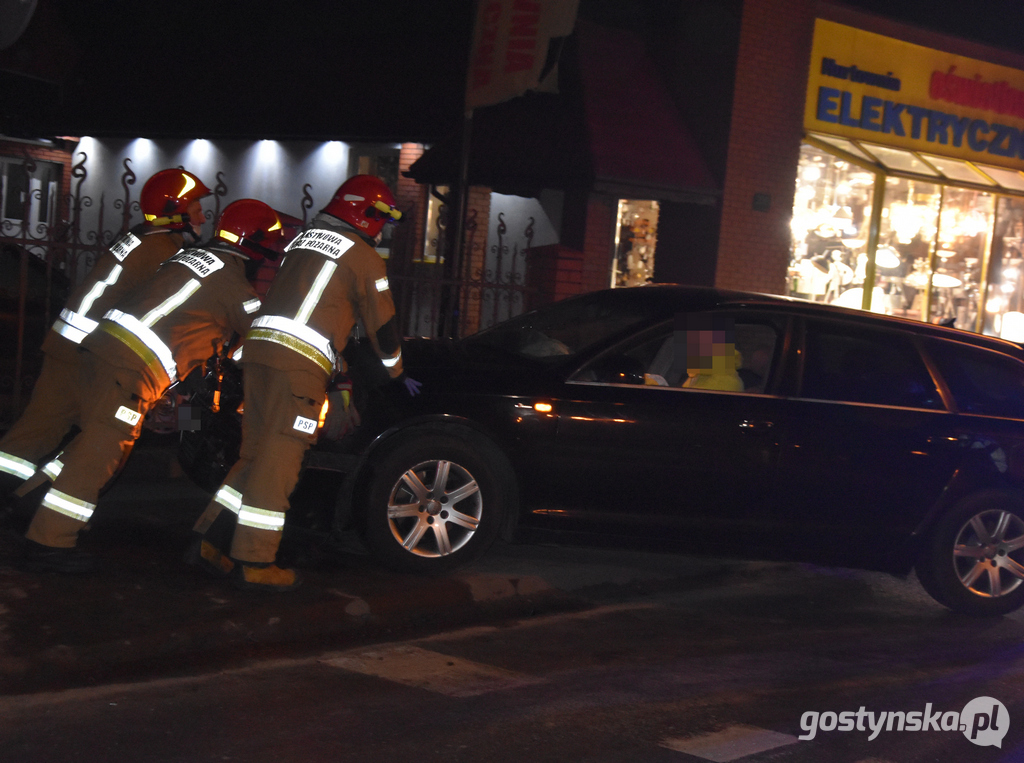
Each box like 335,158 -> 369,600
716,0 -> 814,294
525,193 -> 614,307
460,185 -> 492,335
526,245 -> 584,309
396,143 -> 428,265
582,194 -> 615,293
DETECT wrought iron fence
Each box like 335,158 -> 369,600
0,152 -> 237,426
483,210 -> 535,328
1,150 -> 540,426
391,201 -> 538,339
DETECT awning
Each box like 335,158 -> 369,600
406,19 -> 719,205
404,91 -> 591,199
577,19 -> 718,204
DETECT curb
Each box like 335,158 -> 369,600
0,561 -> 588,696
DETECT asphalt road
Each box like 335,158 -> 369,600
0,436 -> 747,696
2,558 -> 1023,763
4,437 -> 1024,762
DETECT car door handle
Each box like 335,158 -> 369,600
739,419 -> 774,432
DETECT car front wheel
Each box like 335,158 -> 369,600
916,490 -> 1024,616
361,431 -> 511,574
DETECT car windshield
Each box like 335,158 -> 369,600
462,291 -> 659,362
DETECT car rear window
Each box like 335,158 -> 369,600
800,321 -> 943,409
926,339 -> 1024,418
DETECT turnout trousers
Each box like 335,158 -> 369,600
25,351 -> 166,548
193,362 -> 325,564
0,350 -> 84,486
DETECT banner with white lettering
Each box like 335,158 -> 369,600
169,248 -> 225,278
465,0 -> 579,111
285,229 -> 356,260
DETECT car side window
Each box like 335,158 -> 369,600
926,340 -> 1024,418
574,316 -> 779,394
800,321 -> 942,409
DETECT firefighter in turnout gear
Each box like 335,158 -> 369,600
0,169 -> 211,510
191,174 -> 420,592
19,199 -> 280,574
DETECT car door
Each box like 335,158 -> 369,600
769,317 -> 963,562
528,310 -> 790,538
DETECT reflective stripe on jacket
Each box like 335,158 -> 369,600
243,217 -> 403,380
43,226 -> 185,361
85,245 -> 260,388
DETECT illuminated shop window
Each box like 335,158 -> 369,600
985,197 -> 1024,339
930,188 -> 993,329
789,143 -> 877,307
419,185 -> 448,264
611,199 -> 659,288
874,177 -> 941,321
792,135 -> 1024,336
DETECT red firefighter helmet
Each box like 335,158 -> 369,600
140,169 -> 211,230
213,199 -> 285,261
271,209 -> 303,256
322,174 -> 402,238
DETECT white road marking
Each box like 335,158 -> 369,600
323,644 -> 545,697
660,725 -> 799,761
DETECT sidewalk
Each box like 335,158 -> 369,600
0,437 -> 748,696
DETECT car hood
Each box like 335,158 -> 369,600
401,336 -> 560,395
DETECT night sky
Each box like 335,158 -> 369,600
2,0 -> 1024,142
1,0 -> 475,141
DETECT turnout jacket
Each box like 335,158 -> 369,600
243,214 -> 404,382
44,225 -> 186,363
83,244 -> 262,391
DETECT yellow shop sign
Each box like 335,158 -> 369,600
805,19 -> 1024,171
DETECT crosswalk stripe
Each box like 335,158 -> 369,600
660,725 -> 799,761
323,645 -> 545,697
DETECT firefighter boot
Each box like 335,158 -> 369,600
183,510 -> 236,578
2,480 -> 49,535
19,539 -> 95,574
0,472 -> 23,503
232,561 -> 302,592
184,536 -> 235,577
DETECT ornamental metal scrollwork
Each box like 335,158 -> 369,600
115,158 -> 137,233
212,171 -> 229,224
301,183 -> 314,224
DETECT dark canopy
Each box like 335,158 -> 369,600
406,20 -> 718,205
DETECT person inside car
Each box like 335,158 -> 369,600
679,315 -> 744,392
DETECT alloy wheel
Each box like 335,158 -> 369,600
386,459 -> 483,558
952,509 -> 1024,598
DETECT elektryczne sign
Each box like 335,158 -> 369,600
805,19 -> 1024,171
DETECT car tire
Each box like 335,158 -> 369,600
916,490 -> 1024,616
177,410 -> 241,493
361,429 -> 512,574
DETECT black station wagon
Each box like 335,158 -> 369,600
184,285 -> 1024,617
